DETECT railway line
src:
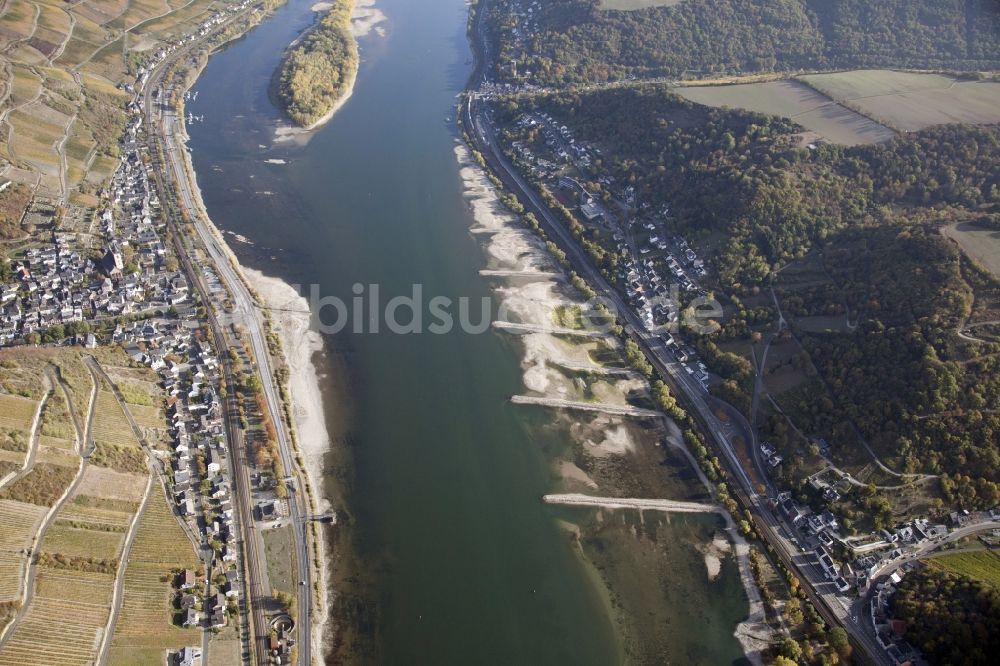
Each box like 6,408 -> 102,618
135,8 -> 314,663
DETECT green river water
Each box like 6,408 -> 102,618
186,0 -> 749,663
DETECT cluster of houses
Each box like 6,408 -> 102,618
518,112 -> 595,169
176,564 -> 238,632
114,272 -> 242,633
0,0 -> 279,657
121,0 -> 255,97
1,234 -> 89,343
870,570 -> 927,665
616,228 -> 714,391
773,487 -> 972,597
760,442 -> 784,470
122,321 -> 241,567
0,118 -> 191,345
2,2 -> 265,348
774,491 -> 851,591
505,111 -> 721,394
497,0 -> 542,74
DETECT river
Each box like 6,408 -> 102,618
186,0 -> 749,663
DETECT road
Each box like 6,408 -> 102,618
160,105 -> 313,666
138,12 -> 314,663
849,519 -> 1000,653
465,7 -> 889,660
98,469 -> 156,664
466,89 -> 893,663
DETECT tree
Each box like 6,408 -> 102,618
778,637 -> 802,661
828,627 -> 851,660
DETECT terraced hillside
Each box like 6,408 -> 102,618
0,0 -> 245,201
107,480 -> 201,666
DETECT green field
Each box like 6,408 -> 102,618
676,80 -> 896,145
800,70 -> 1000,132
932,550 -> 1000,589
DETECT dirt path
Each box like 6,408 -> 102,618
0,359 -> 94,650
0,368 -> 53,490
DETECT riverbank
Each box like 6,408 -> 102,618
454,137 -> 762,663
243,267 -> 333,655
275,0 -> 358,129
274,0 -> 386,142
164,22 -> 334,660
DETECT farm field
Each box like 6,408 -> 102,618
0,566 -> 115,665
931,550 -> 1000,588
0,0 -> 246,200
41,521 -> 125,560
39,391 -> 76,441
91,390 -> 142,449
675,80 -> 896,145
0,348 -> 94,427
799,70 -> 1000,132
0,460 -> 79,506
943,222 -> 1000,281
74,465 -> 148,503
0,499 -> 47,600
107,482 -> 201,665
59,498 -> 135,530
0,393 -> 38,433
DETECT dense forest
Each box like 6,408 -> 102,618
493,86 -> 1000,504
485,0 -> 1000,85
496,87 -> 1000,287
891,567 -> 1000,665
277,0 -> 358,127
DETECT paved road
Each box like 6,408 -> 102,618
132,14 -> 272,665
159,107 -> 313,664
849,520 -> 1000,655
464,10 -> 888,656
139,15 -> 314,662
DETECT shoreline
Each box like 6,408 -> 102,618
242,266 -> 334,658
274,0 -> 386,142
174,120 -> 336,660
167,27 -> 336,661
453,138 -> 766,664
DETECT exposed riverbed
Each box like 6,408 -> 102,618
184,0 -> 751,662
